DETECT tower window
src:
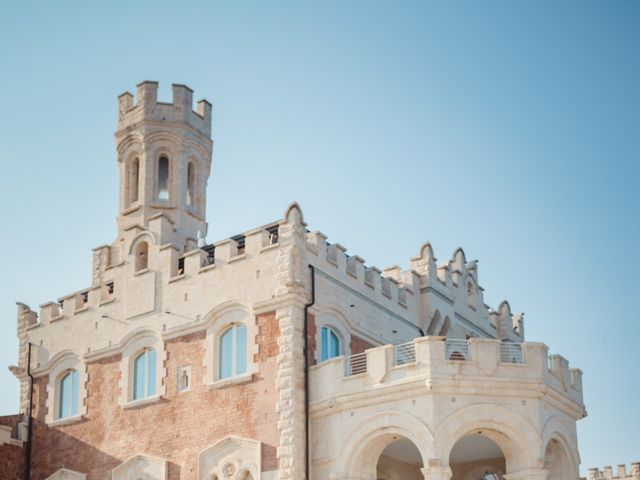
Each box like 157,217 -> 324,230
135,241 -> 149,272
157,156 -> 169,201
186,162 -> 195,207
128,157 -> 139,205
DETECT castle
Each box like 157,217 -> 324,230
1,82 -> 589,480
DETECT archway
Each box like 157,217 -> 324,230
544,438 -> 576,480
376,436 -> 424,480
449,434 -> 505,480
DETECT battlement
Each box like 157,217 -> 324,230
588,464 -> 640,480
117,81 -> 212,138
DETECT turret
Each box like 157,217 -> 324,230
115,81 -> 213,249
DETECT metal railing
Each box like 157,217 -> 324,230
394,342 -> 416,366
345,352 -> 368,376
500,343 -> 524,364
445,339 -> 470,361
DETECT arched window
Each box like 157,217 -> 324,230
186,162 -> 195,207
58,369 -> 79,419
135,241 -> 149,272
321,326 -> 341,361
133,348 -> 157,400
157,156 -> 169,201
128,157 -> 139,205
219,324 -> 247,380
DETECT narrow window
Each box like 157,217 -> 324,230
219,324 -> 247,380
129,157 -> 139,204
186,162 -> 195,207
321,326 -> 341,361
135,241 -> 149,272
157,156 -> 169,201
58,369 -> 79,419
133,348 -> 157,400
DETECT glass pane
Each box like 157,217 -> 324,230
59,372 -> 70,418
133,352 -> 146,400
147,349 -> 157,396
321,327 -> 329,361
236,325 -> 247,375
219,328 -> 233,379
71,370 -> 79,416
330,330 -> 340,358
158,157 -> 169,201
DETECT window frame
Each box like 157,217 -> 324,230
321,326 -> 342,362
132,347 -> 157,401
119,334 -> 165,407
45,353 -> 87,426
314,312 -> 351,364
218,323 -> 248,380
57,368 -> 80,419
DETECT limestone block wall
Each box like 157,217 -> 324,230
309,337 -> 584,480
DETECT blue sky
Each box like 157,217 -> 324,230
0,0 -> 638,473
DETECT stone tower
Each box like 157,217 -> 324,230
115,81 -> 213,249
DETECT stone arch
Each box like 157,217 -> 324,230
434,404 -> 541,473
128,232 -> 157,255
314,304 -> 362,361
541,417 -> 579,480
337,410 -> 434,479
198,436 -> 260,480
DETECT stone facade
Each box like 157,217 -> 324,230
5,82 -> 587,479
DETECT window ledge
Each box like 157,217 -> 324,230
122,395 -> 162,410
99,297 -> 116,307
75,306 -> 90,314
168,273 -> 186,284
260,243 -> 279,253
199,263 -> 216,274
228,253 -> 247,264
48,414 -> 85,427
50,315 -> 65,323
134,268 -> 150,277
208,373 -> 253,390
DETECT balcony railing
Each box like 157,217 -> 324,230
500,343 -> 524,364
345,352 -> 368,376
445,339 -> 470,361
394,341 -> 416,366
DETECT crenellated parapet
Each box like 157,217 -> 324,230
118,81 -> 211,138
588,464 -> 640,480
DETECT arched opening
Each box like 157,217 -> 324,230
426,311 -> 442,335
449,434 -> 506,480
127,157 -> 139,206
132,348 -> 157,400
544,438 -> 575,480
218,324 -> 248,380
57,369 -> 79,419
157,155 -> 170,201
439,317 -> 451,337
186,161 -> 196,207
135,241 -> 149,271
376,436 -> 424,480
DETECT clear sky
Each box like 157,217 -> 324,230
0,0 -> 638,473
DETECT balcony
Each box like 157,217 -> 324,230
310,336 -> 584,408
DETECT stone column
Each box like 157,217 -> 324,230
275,203 -> 309,480
504,469 -> 548,480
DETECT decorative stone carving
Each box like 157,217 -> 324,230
112,454 -> 167,480
199,436 -> 260,480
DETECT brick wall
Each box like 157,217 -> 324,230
350,335 -> 374,355
0,414 -> 24,480
29,311 -> 279,480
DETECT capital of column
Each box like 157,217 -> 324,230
504,468 -> 548,480
421,465 -> 452,480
